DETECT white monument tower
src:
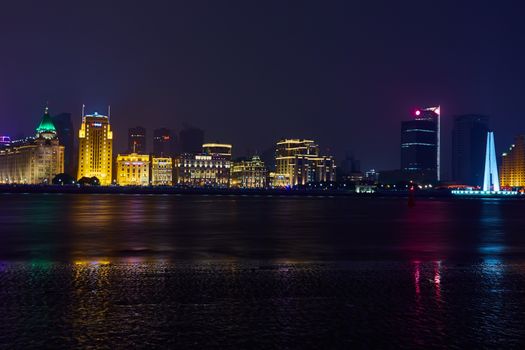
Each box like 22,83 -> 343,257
482,131 -> 500,192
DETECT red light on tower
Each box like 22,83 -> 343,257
415,110 -> 421,116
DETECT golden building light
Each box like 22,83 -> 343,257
231,155 -> 267,188
116,153 -> 150,186
500,135 -> 525,188
77,110 -> 113,185
151,156 -> 173,186
174,153 -> 231,187
202,143 -> 232,159
0,107 -> 64,184
274,139 -> 336,186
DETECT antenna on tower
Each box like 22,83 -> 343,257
108,105 -> 111,120
82,104 -> 85,117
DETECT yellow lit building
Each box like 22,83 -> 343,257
268,172 -> 291,188
500,135 -> 525,188
275,139 -> 336,186
202,143 -> 232,159
151,157 -> 173,186
0,108 -> 64,184
174,154 -> 231,187
231,155 -> 267,188
116,153 -> 150,186
77,111 -> 113,185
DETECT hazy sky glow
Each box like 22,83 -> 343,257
1,0 -> 525,177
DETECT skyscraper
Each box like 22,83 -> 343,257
400,107 -> 439,183
451,115 -> 489,186
500,135 -> 525,188
128,126 -> 146,154
52,113 -> 75,176
153,128 -> 174,157
179,126 -> 204,154
77,111 -> 113,185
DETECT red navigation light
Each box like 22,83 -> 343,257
415,110 -> 421,116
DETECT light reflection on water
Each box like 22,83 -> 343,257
1,195 -> 525,346
3,194 -> 525,262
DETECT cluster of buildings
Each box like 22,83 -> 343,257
0,107 -> 336,188
370,106 -> 525,190
9,104 -> 525,191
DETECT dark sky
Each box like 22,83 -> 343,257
1,0 -> 525,178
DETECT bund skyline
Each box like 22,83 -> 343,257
2,1 -> 525,175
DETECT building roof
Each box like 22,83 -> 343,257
36,107 -> 57,134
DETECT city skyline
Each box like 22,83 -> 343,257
2,1 -> 525,175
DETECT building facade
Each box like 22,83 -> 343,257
401,108 -> 439,183
0,108 -> 64,184
174,153 -> 231,187
202,143 -> 232,159
274,139 -> 336,186
77,112 -> 113,185
452,115 -> 489,186
500,135 -> 525,188
116,153 -> 150,186
128,126 -> 146,154
151,156 -> 173,186
153,128 -> 174,157
231,155 -> 267,188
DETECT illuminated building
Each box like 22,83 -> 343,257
274,139 -> 336,186
483,132 -> 500,191
453,131 -> 514,195
452,115 -> 489,186
0,107 -> 64,184
0,136 -> 10,148
151,157 -> 173,186
77,111 -> 113,185
174,154 -> 231,187
500,135 -> 525,188
153,128 -> 174,157
128,126 -> 146,153
202,143 -> 232,159
116,153 -> 150,186
401,107 -> 440,183
179,126 -> 204,154
51,113 -> 75,176
231,155 -> 267,188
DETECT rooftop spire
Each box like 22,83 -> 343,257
36,105 -> 57,139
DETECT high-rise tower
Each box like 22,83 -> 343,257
452,114 -> 489,186
482,131 -> 500,192
128,126 -> 146,154
77,110 -> 113,185
400,107 -> 440,182
153,128 -> 174,157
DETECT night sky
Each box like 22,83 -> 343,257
1,0 -> 525,178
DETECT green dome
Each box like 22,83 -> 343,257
36,107 -> 57,135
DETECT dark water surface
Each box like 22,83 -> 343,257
1,194 -> 525,348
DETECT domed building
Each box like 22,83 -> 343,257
0,107 -> 64,184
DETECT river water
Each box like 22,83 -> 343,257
1,194 -> 524,348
